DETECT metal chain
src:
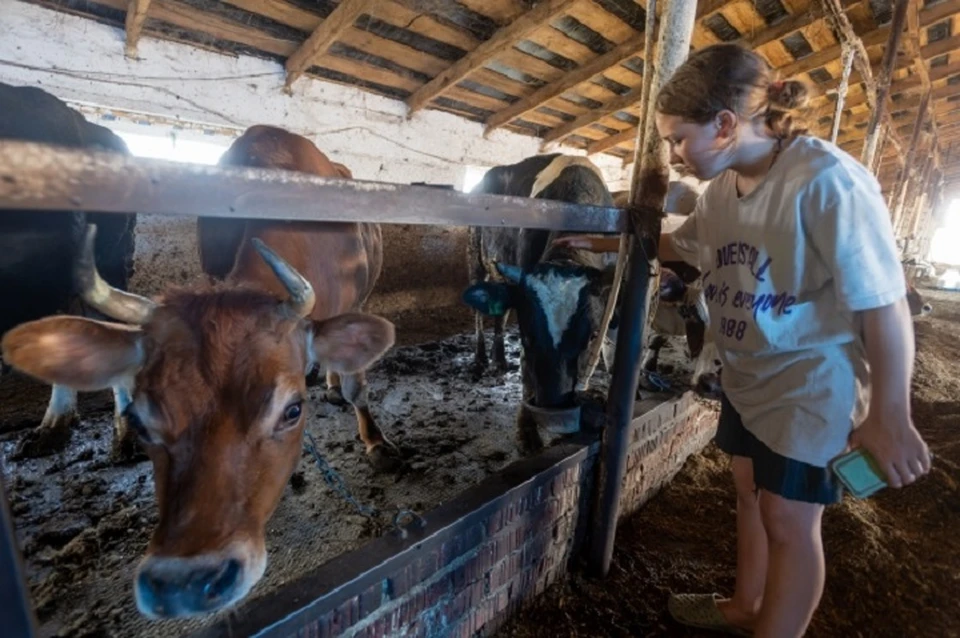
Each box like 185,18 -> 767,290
303,432 -> 426,538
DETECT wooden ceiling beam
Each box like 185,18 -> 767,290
405,0 -> 576,115
284,0 -> 372,90
484,32 -> 647,135
488,0 -> 857,136
124,0 -> 152,58
582,4 -> 864,155
920,0 -> 960,27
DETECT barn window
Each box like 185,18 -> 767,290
113,130 -> 228,165
931,55 -> 950,67
461,165 -> 492,193
948,74 -> 960,85
929,199 -> 960,266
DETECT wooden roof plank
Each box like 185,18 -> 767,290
285,0 -> 374,90
405,0 -> 577,115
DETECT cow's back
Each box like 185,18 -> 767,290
0,83 -> 136,335
471,155 -> 614,281
212,126 -> 382,320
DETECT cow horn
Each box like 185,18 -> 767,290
251,238 -> 315,318
76,225 -> 156,325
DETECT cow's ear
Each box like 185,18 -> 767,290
462,282 -> 513,317
2,316 -> 143,391
494,263 -> 523,285
311,313 -> 395,374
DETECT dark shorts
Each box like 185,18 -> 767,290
715,394 -> 844,505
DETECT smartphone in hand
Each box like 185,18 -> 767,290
830,448 -> 887,499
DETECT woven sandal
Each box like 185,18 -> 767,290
667,593 -> 752,636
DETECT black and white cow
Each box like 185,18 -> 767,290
463,154 -> 618,451
640,266 -> 722,395
0,82 -> 138,460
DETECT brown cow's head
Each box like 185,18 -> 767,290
1,228 -> 394,619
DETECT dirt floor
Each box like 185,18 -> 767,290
499,288 -> 960,638
0,303 -> 707,638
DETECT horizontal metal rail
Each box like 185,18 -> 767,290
0,141 -> 627,232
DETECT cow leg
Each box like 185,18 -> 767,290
641,334 -> 668,372
515,407 -> 544,456
324,370 -> 347,406
493,311 -> 510,373
110,384 -> 147,464
601,325 -> 619,372
692,341 -> 722,397
305,367 -> 323,388
473,311 -> 488,373
14,384 -> 78,459
341,372 -> 403,472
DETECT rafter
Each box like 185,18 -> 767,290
405,0 -> 576,116
487,0 -> 860,136
284,0 -> 373,90
124,0 -> 152,58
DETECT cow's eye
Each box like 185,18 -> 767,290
281,401 -> 303,428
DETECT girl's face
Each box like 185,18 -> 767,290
655,111 -> 736,180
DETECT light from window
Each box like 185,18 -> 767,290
113,130 -> 228,165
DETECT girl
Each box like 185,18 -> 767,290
557,44 -> 931,637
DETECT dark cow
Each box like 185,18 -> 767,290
906,282 -> 932,316
0,82 -> 137,459
640,266 -> 722,395
2,125 -> 394,618
463,154 -> 618,451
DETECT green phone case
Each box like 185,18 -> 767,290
830,449 -> 887,499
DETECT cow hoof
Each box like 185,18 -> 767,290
325,386 -> 348,406
13,415 -> 76,459
367,442 -> 404,473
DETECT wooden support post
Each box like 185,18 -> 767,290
830,43 -> 855,144
892,90 -> 931,228
589,0 -> 698,578
407,0 -> 575,116
0,472 -> 37,637
904,154 -> 935,238
578,0 -> 659,387
861,0 -> 910,168
284,0 -> 373,90
124,0 -> 152,58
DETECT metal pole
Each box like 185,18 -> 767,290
588,0 -> 699,578
0,465 -> 38,637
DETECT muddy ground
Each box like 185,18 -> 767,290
499,288 -> 960,638
0,303 -> 701,638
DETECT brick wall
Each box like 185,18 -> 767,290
192,392 -> 716,638
620,394 -> 719,517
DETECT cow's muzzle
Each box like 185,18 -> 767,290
134,542 -> 264,619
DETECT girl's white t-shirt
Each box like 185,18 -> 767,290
671,135 -> 906,467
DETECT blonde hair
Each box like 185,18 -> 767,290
656,44 -> 810,140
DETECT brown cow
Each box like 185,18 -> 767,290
1,126 -> 396,619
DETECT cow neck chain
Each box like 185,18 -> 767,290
303,432 -> 426,537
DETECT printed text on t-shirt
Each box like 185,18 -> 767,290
701,243 -> 797,342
